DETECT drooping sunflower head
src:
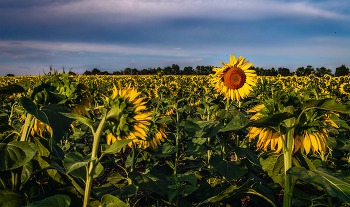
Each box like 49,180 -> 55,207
105,84 -> 152,149
246,101 -> 338,155
210,55 -> 257,101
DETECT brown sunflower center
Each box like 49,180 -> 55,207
223,67 -> 246,89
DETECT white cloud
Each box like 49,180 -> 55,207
59,0 -> 347,20
1,0 -> 348,25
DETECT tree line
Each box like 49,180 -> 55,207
82,64 -> 215,76
80,64 -> 350,77
252,65 -> 350,77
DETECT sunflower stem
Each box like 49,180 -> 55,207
83,116 -> 106,207
283,106 -> 295,207
20,113 -> 33,141
174,110 -> 180,176
206,96 -> 211,164
131,145 -> 136,172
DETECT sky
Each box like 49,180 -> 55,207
0,0 -> 349,76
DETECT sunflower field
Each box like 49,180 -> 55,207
1,55 -> 350,207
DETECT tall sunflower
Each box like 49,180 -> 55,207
210,55 -> 257,101
247,104 -> 338,154
105,84 -> 165,150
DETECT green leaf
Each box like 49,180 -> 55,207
186,142 -> 207,157
0,141 -> 38,171
234,147 -> 261,166
99,194 -> 129,207
195,122 -> 223,138
107,172 -> 128,189
0,189 -> 26,207
0,84 -> 25,95
129,171 -> 170,196
197,179 -> 276,207
112,184 -> 137,199
178,172 -> 197,187
157,116 -> 174,124
24,194 -> 71,207
182,185 -> 198,195
293,188 -> 312,207
101,139 -> 133,155
305,98 -> 350,114
168,189 -> 177,202
63,152 -> 89,175
290,167 -> 350,203
152,143 -> 178,158
60,112 -> 93,131
259,152 -> 284,186
184,120 -> 201,132
211,155 -> 248,180
220,112 -> 249,132
20,97 -> 73,143
245,112 -> 295,129
0,125 -> 16,133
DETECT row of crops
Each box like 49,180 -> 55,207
1,56 -> 350,207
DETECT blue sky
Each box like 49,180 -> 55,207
0,0 -> 349,76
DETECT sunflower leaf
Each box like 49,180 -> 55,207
290,167 -> 350,204
24,194 -> 71,207
157,116 -> 174,124
0,189 -> 26,207
197,179 -> 277,207
0,141 -> 38,171
0,84 -> 25,95
245,112 -> 295,129
101,139 -> 133,155
99,194 -> 129,207
60,112 -> 94,131
304,98 -> 350,114
20,97 -> 73,143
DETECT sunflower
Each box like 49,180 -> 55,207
247,104 -> 338,154
210,55 -> 257,101
105,84 -> 164,150
340,83 -> 350,95
22,72 -> 92,138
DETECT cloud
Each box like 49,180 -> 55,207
0,0 -> 348,27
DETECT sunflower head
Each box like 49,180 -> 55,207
210,55 -> 257,101
246,96 -> 338,155
340,83 -> 350,95
104,84 -> 152,150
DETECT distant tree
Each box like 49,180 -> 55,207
335,65 -> 350,77
131,68 -> 138,75
123,68 -> 131,75
172,64 -> 180,75
156,67 -> 163,75
148,68 -> 157,75
6,74 -> 15,76
295,67 -> 305,76
304,65 -> 315,76
140,69 -> 148,75
269,67 -> 278,76
91,68 -> 101,75
163,66 -> 172,75
183,66 -> 194,75
315,67 -> 333,77
278,67 -> 290,76
112,71 -> 121,75
100,71 -> 110,75
83,70 -> 92,75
